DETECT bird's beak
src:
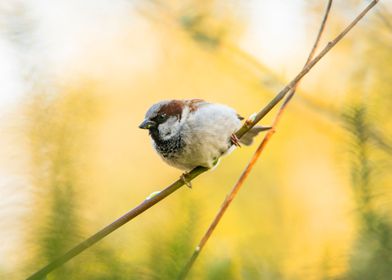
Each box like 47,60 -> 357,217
139,119 -> 156,129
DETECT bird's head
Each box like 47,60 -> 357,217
139,100 -> 186,142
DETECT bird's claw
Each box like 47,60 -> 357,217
230,134 -> 241,147
181,173 -> 192,188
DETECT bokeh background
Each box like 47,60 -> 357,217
1,0 -> 392,279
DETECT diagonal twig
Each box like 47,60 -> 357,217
178,0 -> 380,278
26,1 -> 378,279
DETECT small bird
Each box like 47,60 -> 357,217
139,99 -> 269,180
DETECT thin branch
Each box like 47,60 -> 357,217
304,2 -> 333,65
178,0 -> 380,278
26,1 -> 378,279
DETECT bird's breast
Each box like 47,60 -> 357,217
153,135 -> 185,159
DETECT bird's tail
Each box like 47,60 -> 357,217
239,126 -> 271,146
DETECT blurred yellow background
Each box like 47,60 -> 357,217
0,0 -> 391,279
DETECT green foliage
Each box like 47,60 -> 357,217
27,93 -> 86,279
206,258 -> 235,280
144,202 -> 199,280
342,104 -> 392,280
180,13 -> 222,49
25,90 -> 140,279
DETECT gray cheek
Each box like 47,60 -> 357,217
158,119 -> 181,140
158,124 -> 171,137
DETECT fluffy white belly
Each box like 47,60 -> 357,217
167,103 -> 241,170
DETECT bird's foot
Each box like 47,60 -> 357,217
230,134 -> 241,147
181,173 -> 192,188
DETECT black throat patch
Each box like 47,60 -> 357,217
149,127 -> 184,158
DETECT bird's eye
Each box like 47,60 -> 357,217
154,114 -> 167,123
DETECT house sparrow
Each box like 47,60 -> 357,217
139,99 -> 268,181
139,99 -> 269,174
